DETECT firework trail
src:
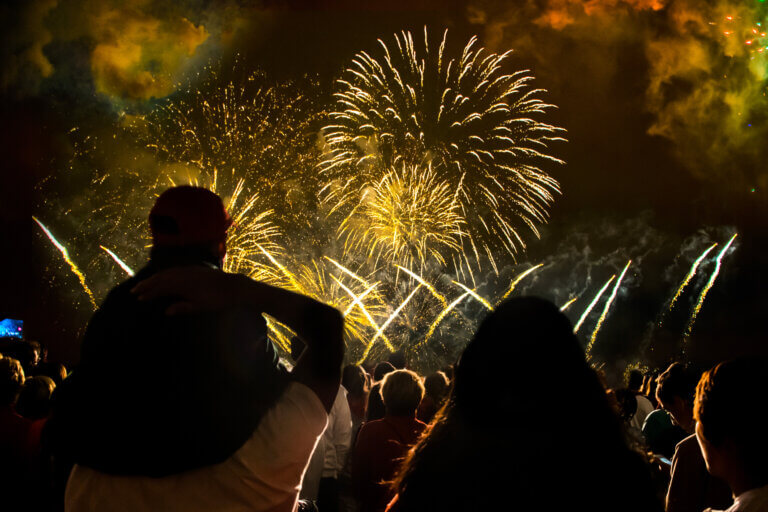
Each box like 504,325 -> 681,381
394,265 -> 448,307
33,217 -> 98,310
497,263 -> 544,304
587,260 -> 632,353
685,234 -> 738,336
422,292 -> 471,347
322,27 -> 564,269
337,163 -> 464,269
452,281 -> 493,311
100,245 -> 135,276
359,285 -> 422,363
560,297 -> 578,312
574,275 -> 616,334
668,243 -> 718,311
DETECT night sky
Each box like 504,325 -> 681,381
1,0 -> 766,377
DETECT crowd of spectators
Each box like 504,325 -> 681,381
2,187 -> 766,512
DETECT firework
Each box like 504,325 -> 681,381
141,67 -> 324,229
336,162 -> 465,269
587,260 -> 632,353
668,243 -> 718,311
322,27 -> 564,269
685,234 -> 738,336
574,275 -> 616,334
452,281 -> 493,311
497,263 -> 544,304
422,291 -> 471,346
33,217 -> 98,310
359,285 -> 423,363
394,265 -> 448,307
100,245 -> 135,276
559,297 -> 578,312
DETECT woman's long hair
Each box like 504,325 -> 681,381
390,297 -> 661,511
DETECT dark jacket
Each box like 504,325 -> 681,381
49,252 -> 289,477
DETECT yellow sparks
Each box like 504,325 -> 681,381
422,292 -> 470,346
395,265 -> 448,307
369,286 -> 421,348
452,281 -> 493,311
574,275 -> 616,334
497,263 -> 544,304
100,245 -> 134,276
587,260 -> 632,353
668,243 -> 718,311
332,277 -> 385,347
33,216 -> 98,310
685,234 -> 738,336
357,285 -> 422,363
559,297 -> 578,312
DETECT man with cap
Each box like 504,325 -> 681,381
52,186 -> 344,511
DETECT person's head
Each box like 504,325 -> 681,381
627,369 -> 644,392
0,357 -> 25,406
342,364 -> 369,398
423,371 -> 450,404
694,357 -> 768,492
390,297 -> 659,511
373,361 -> 396,382
614,388 -> 638,423
381,369 -> 424,417
387,350 -> 407,369
37,361 -> 68,386
454,297 -> 602,425
656,362 -> 696,432
15,375 -> 56,419
28,341 -> 42,367
149,186 -> 232,267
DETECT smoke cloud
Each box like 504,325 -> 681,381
467,0 -> 768,190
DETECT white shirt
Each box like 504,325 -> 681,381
65,382 -> 328,512
322,385 -> 352,479
630,395 -> 655,432
299,385 -> 353,501
706,485 -> 768,512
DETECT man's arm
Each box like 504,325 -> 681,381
132,267 -> 344,411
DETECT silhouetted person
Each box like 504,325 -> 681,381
417,371 -> 450,424
387,297 -> 662,512
627,369 -> 655,431
366,361 -> 395,422
15,375 -> 55,420
695,357 -> 768,511
656,362 -> 732,512
53,186 -> 344,511
0,357 -> 45,510
353,369 -> 426,512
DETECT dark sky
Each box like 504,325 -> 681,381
1,0 -> 766,371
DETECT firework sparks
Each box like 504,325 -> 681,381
33,217 -> 98,310
452,281 -> 493,311
587,260 -> 632,353
574,275 -> 616,334
560,296 -> 578,312
358,285 -> 422,363
685,234 -> 738,336
322,27 -> 564,268
422,292 -> 471,346
394,265 -> 448,307
100,245 -> 135,276
337,163 -> 464,269
668,243 -> 718,311
497,263 -> 544,304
